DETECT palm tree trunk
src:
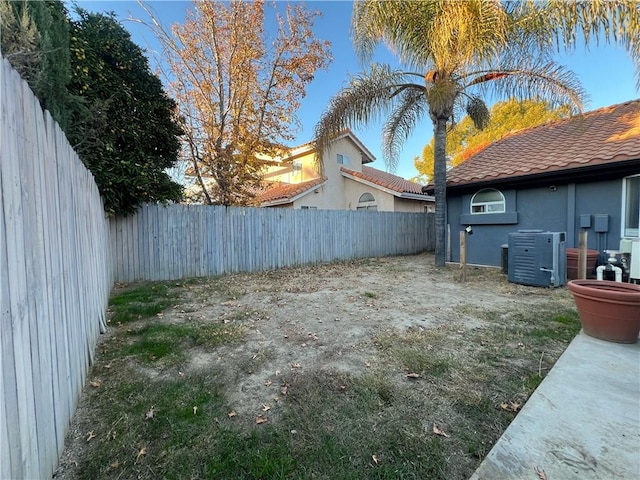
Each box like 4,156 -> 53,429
433,116 -> 448,267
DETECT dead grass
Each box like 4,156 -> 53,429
54,254 -> 580,480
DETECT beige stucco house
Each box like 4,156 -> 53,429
257,130 -> 434,212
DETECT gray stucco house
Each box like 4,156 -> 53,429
428,99 -> 640,271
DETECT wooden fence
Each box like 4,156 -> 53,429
0,58 -> 112,479
111,204 -> 435,282
0,55 -> 435,479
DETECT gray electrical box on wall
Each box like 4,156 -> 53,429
579,214 -> 591,228
594,214 -> 609,232
508,231 -> 567,287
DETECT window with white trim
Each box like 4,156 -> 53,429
337,154 -> 349,165
471,188 -> 505,214
357,192 -> 377,211
622,175 -> 639,237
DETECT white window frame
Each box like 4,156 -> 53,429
357,192 -> 377,211
470,188 -> 505,214
622,174 -> 640,238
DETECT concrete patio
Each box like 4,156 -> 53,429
471,331 -> 640,479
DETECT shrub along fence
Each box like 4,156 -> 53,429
110,204 -> 435,282
0,58 -> 112,479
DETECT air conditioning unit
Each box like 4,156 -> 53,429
508,231 -> 567,287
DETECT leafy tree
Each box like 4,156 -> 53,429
0,0 -> 74,129
67,9 -> 184,215
140,0 -> 332,206
1,2 -> 185,215
314,0 -> 640,266
415,99 -> 570,180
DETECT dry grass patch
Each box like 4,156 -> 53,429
55,254 -> 580,480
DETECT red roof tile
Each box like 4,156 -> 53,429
341,166 -> 429,196
257,177 -> 327,204
446,99 -> 640,188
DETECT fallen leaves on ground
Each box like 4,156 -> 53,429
405,373 -> 421,379
256,415 -> 268,424
135,447 -> 146,464
86,431 -> 96,442
432,424 -> 450,438
89,380 -> 101,388
499,401 -> 521,412
144,407 -> 155,420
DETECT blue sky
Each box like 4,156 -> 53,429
74,0 -> 639,180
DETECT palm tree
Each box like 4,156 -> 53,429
314,0 -> 640,267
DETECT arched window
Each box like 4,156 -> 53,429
471,189 -> 505,214
359,193 -> 375,203
357,192 -> 377,211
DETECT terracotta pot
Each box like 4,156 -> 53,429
566,248 -> 600,280
567,280 -> 640,344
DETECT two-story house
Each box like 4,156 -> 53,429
257,130 -> 434,212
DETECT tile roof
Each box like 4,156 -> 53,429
256,176 -> 327,205
445,99 -> 640,188
341,166 -> 431,197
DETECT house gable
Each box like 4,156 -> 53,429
259,177 -> 328,207
341,166 -> 432,200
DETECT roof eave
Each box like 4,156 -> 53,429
260,180 -> 327,207
446,159 -> 640,194
399,192 -> 435,201
341,171 -> 431,200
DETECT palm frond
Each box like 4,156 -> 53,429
381,87 -> 427,170
510,0 -> 640,87
353,0 -> 511,73
313,64 -> 422,170
487,61 -> 585,113
352,1 -> 437,67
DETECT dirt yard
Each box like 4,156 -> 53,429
55,253 -> 578,479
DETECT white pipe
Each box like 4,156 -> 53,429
596,264 -> 623,282
613,265 -> 623,282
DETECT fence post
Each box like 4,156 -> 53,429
578,230 -> 588,280
460,230 -> 467,282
